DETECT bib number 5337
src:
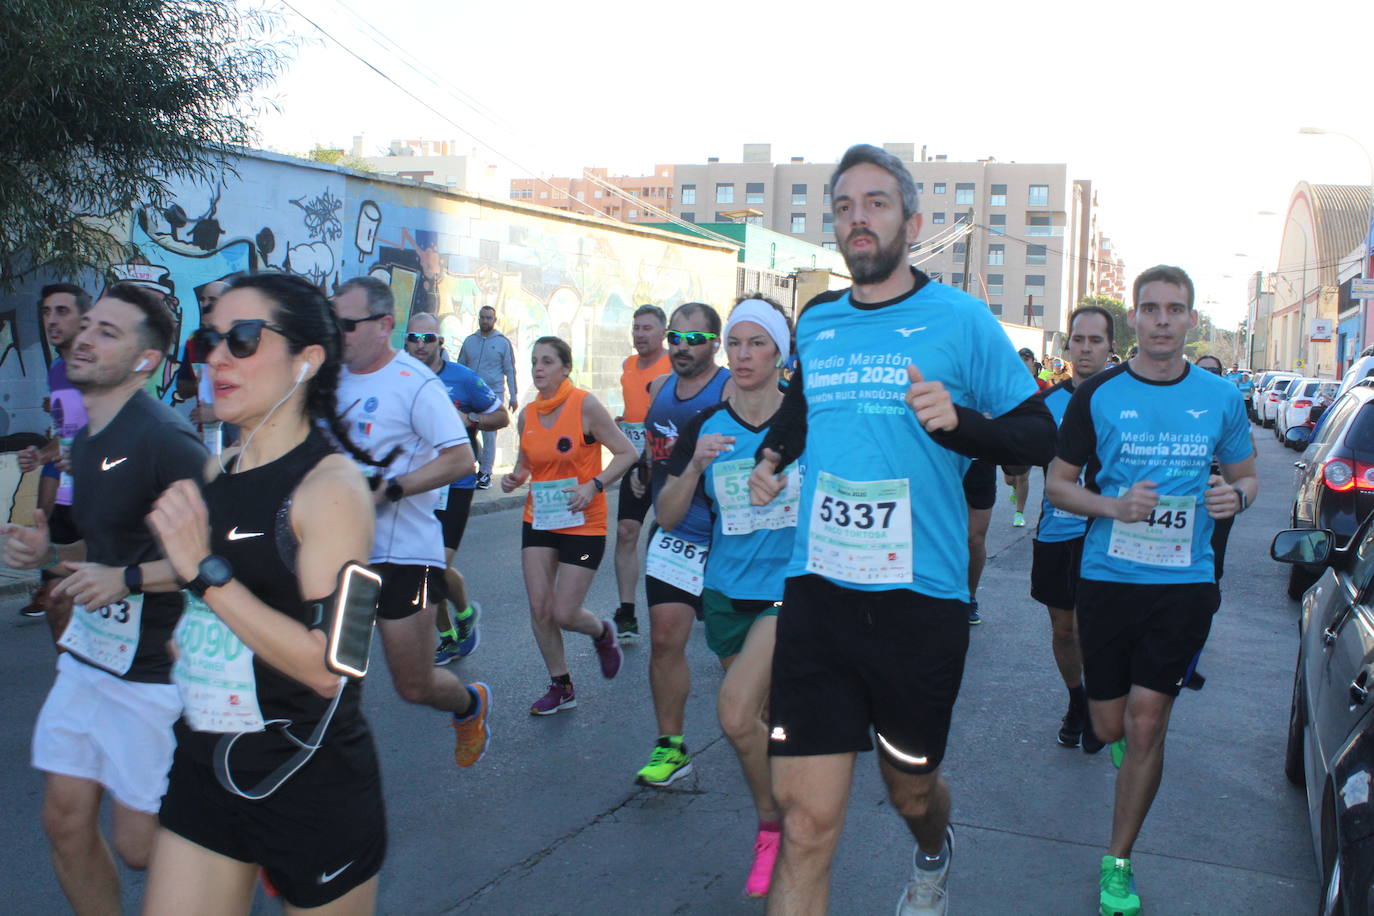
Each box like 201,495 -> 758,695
806,472 -> 912,585
816,495 -> 897,530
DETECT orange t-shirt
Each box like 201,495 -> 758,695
620,351 -> 671,423
521,387 -> 607,535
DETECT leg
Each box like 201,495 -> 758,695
1048,606 -> 1083,687
110,801 -> 160,870
142,829 -> 257,916
42,773 -> 120,916
648,601 -> 696,735
378,611 -> 472,714
1108,686 -> 1176,858
523,547 -> 568,677
615,518 -> 643,606
767,753 -> 856,916
442,566 -> 470,620
283,875 -> 379,916
477,427 -> 497,477
1013,472 -> 1030,510
718,615 -> 780,823
879,760 -> 951,855
966,506 -> 991,598
547,563 -> 604,639
1088,695 -> 1128,745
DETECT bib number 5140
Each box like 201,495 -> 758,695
816,496 -> 896,530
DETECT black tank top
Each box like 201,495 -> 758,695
175,428 -> 373,773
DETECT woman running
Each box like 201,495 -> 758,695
501,336 -> 638,715
143,273 -> 390,915
655,297 -> 797,898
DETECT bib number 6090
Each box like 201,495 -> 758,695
816,496 -> 896,530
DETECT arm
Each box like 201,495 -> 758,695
1045,458 -> 1155,521
564,394 -> 637,512
756,368 -> 807,471
388,379 -> 475,497
1204,455 -> 1258,520
503,339 -> 518,407
468,404 -> 510,431
387,443 -> 474,499
926,395 -> 1056,466
658,413 -> 733,530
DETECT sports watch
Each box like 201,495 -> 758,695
124,564 -> 143,596
384,479 -> 405,503
181,555 -> 234,597
591,477 -> 605,493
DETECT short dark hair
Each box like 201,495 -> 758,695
670,301 -> 721,336
337,276 -> 394,317
105,282 -> 174,355
533,335 -> 573,370
830,144 -> 920,219
1068,305 -> 1115,346
633,304 -> 666,327
479,305 -> 496,316
40,283 -> 92,312
1132,265 -> 1194,311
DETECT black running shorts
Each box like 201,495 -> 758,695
962,459 -> 997,511
768,575 -> 970,773
375,562 -> 448,620
617,472 -> 653,523
435,486 -> 476,551
1030,536 -> 1083,610
1076,578 -> 1220,701
520,522 -> 605,570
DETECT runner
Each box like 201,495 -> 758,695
141,273 -> 387,914
961,460 -> 995,625
2,283 -> 205,916
611,305 -> 671,640
1046,265 -> 1256,916
747,144 -> 1055,915
1032,305 -> 1113,751
655,297 -> 795,897
402,312 -> 509,666
634,301 -> 733,787
332,276 -> 491,767
501,336 -> 637,714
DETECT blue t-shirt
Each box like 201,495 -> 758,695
435,358 -> 498,489
789,277 -> 1036,599
1057,362 -> 1252,584
1035,379 -> 1087,543
646,368 -> 731,545
667,401 -> 798,601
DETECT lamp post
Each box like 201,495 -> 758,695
1299,127 -> 1374,354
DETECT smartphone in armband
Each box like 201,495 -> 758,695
324,562 -> 383,678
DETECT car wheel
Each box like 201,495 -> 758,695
1284,660 -> 1305,786
1289,563 -> 1319,600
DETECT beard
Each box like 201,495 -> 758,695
841,228 -> 909,285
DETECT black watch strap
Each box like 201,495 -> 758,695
124,564 -> 143,595
591,477 -> 605,493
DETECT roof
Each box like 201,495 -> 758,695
1291,183 -> 1372,286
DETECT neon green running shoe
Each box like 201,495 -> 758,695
635,737 -> 693,787
1111,737 -> 1127,769
1099,856 -> 1141,916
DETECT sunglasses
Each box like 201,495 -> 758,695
335,312 -> 387,333
192,320 -> 289,359
666,331 -> 718,346
406,332 -> 439,344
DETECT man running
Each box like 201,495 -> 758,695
332,277 -> 491,767
1032,305 -> 1113,751
749,144 -> 1055,915
4,283 -> 205,915
457,305 -> 518,488
1046,265 -> 1256,916
612,305 -> 670,639
404,312 -> 509,664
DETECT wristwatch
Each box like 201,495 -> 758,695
591,477 -> 605,493
384,479 -> 405,503
1233,486 -> 1248,513
124,564 -> 143,596
181,555 -> 233,597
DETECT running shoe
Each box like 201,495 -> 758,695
614,610 -> 640,642
452,682 -> 491,768
593,619 -> 623,678
635,737 -> 693,787
455,601 -> 481,658
1058,700 -> 1086,748
434,635 -> 461,667
19,583 -> 48,618
1012,511 -> 1026,527
1081,711 -> 1106,755
745,827 -> 781,898
19,600 -> 46,618
530,682 -> 577,716
476,472 -> 492,490
1099,855 -> 1141,916
896,824 -> 953,915
967,600 -> 981,626
1111,737 -> 1127,769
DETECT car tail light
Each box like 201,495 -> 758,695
1324,458 -> 1355,491
1358,463 -> 1374,490
1293,399 -> 1312,410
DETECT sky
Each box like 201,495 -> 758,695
251,0 -> 1374,328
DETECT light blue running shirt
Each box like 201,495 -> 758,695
1035,379 -> 1088,544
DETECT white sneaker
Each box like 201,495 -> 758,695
896,825 -> 952,916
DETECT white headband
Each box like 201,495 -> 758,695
725,299 -> 791,366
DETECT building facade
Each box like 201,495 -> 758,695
509,166 -> 677,224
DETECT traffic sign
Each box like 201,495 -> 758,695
1353,278 -> 1374,299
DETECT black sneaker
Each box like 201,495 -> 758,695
967,599 -> 982,625
476,472 -> 492,490
614,612 -> 639,642
1057,700 -> 1086,748
1081,709 -> 1106,755
19,601 -> 45,619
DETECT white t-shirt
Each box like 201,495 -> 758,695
338,351 -> 469,566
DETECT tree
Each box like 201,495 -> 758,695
0,0 -> 290,288
290,146 -> 376,174
1077,295 -> 1134,357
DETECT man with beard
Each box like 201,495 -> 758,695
457,305 -> 518,488
748,144 -> 1055,915
3,283 -> 205,916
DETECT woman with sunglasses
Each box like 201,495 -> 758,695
502,336 -> 638,714
654,297 -> 795,898
142,273 -> 390,915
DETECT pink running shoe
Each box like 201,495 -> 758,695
530,682 -> 577,716
593,619 -> 623,679
745,827 -> 781,898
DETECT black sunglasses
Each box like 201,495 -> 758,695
336,312 -> 387,333
406,332 -> 439,344
192,320 -> 290,359
666,330 -> 718,346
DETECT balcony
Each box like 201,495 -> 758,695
1024,225 -> 1065,237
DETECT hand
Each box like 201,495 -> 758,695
146,479 -> 212,583
691,433 -> 736,472
17,446 -> 42,473
509,399 -> 518,412
501,468 -> 529,493
56,450 -> 71,473
904,365 -> 958,433
629,465 -> 647,499
1114,480 -> 1159,523
748,448 -> 787,506
1204,474 -> 1242,520
51,563 -> 128,609
190,404 -> 217,425
1,509 -> 52,569
565,481 -> 597,513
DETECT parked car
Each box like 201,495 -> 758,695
1259,373 -> 1302,427
1254,370 -> 1299,422
1338,348 -> 1374,397
1271,522 -> 1374,915
1277,378 -> 1340,446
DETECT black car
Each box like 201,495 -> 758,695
1288,381 -> 1374,597
1273,522 -> 1374,915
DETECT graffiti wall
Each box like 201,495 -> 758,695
0,151 -> 739,471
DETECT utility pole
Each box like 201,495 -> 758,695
1025,293 -> 1035,327
961,208 -> 974,292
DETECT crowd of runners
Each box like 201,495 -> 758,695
3,143 -> 1255,916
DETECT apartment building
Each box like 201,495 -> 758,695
509,166 -> 676,223
357,138 -> 508,196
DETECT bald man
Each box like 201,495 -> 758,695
404,312 -> 510,663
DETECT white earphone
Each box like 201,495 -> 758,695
296,363 -> 309,383
135,358 -> 149,372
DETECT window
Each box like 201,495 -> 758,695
933,182 -> 946,194
715,211 -> 732,221
792,183 -> 807,206
746,182 -> 765,205
716,183 -> 734,203
914,181 -> 924,194
1025,274 -> 1046,291
989,184 -> 1007,207
629,209 -> 638,219
952,272 -> 965,286
681,184 -> 696,205
1026,244 -> 1047,265
990,214 -> 1006,235
745,215 -> 763,226
822,212 -> 834,228
955,182 -> 975,205
988,303 -> 1003,315
539,191 -> 549,199
823,183 -> 832,204
988,244 -> 1004,265
928,271 -> 943,283
791,213 -> 806,233
594,190 -> 603,198
682,212 -> 696,223
575,191 -> 585,200
822,240 -> 838,250
952,241 -> 967,257
986,274 -> 1004,295
932,212 -> 946,224
955,211 -> 972,224
1028,215 -> 1050,226
1028,184 -> 1049,206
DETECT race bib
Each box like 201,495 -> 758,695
805,472 -> 912,585
645,531 -> 709,595
1052,506 -> 1087,521
58,595 -> 144,676
56,438 -> 74,505
713,458 -> 801,535
532,477 -> 584,531
435,486 -> 449,511
619,421 -> 648,455
172,596 -> 265,733
1108,492 -> 1195,568
200,424 -> 222,456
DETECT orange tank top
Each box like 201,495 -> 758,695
620,351 -> 671,423
521,387 -> 607,535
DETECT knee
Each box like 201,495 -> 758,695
776,798 -> 842,853
967,531 -> 986,554
616,520 -> 638,543
649,625 -> 685,659
529,598 -> 554,624
887,777 -> 938,821
1126,707 -> 1169,744
42,797 -> 94,852
113,833 -> 152,871
392,671 -> 432,706
550,605 -> 581,631
717,695 -> 757,746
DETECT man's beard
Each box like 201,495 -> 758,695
841,229 -> 908,285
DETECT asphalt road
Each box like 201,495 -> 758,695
0,426 -> 1318,914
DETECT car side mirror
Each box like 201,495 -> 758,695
1285,426 -> 1313,446
1271,529 -> 1333,565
